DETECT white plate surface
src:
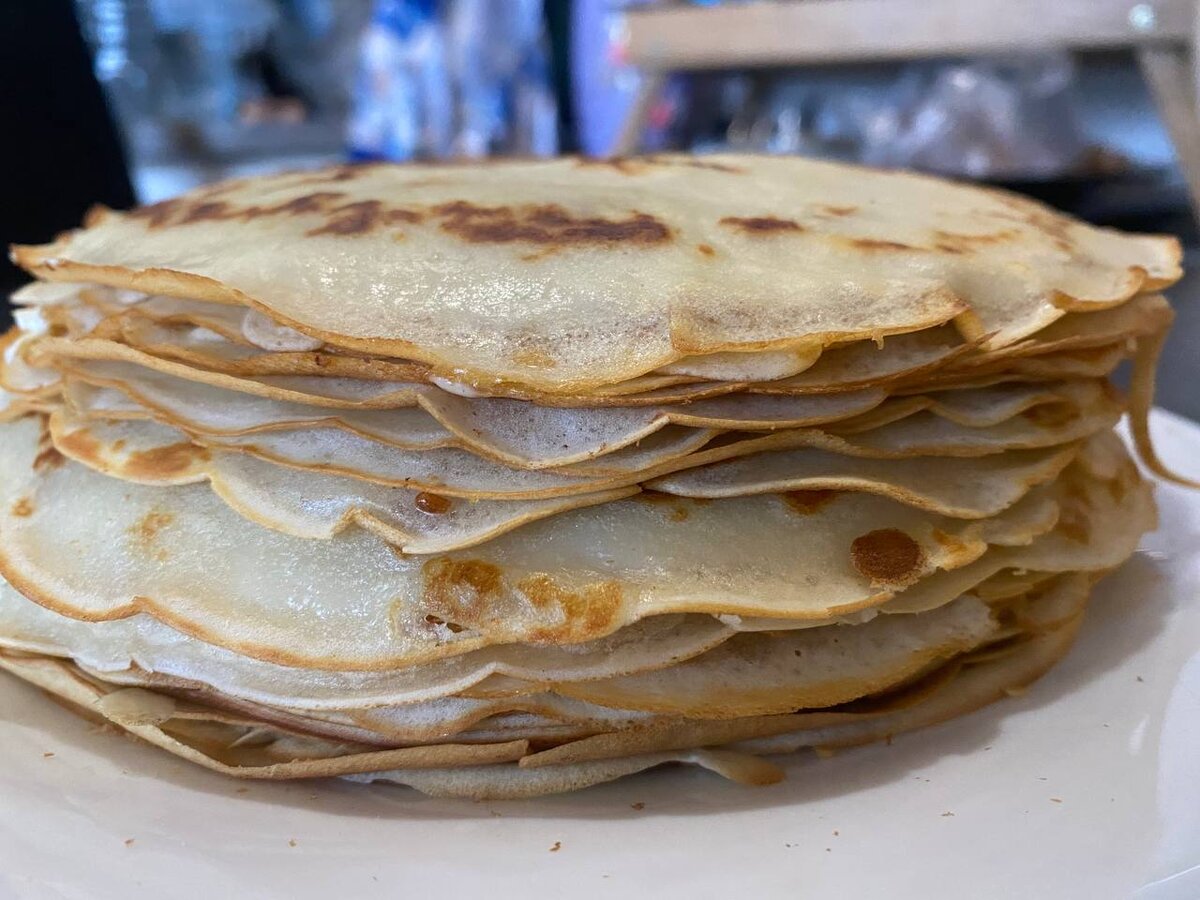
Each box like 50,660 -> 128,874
1,411 -> 1198,900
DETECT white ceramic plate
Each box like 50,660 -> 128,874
1,412 -> 1198,900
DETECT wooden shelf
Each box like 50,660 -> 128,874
623,0 -> 1193,70
615,0 -> 1200,221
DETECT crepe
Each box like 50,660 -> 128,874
647,442 -> 1078,517
55,356 -> 894,468
71,283 -> 833,384
13,155 -> 1178,392
0,576 -> 736,709
0,571 -> 996,734
0,416 -> 1066,670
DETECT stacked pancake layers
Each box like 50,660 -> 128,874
0,155 -> 1183,798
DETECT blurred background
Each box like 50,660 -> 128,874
2,0 -> 1197,416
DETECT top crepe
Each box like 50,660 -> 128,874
12,155 -> 1179,392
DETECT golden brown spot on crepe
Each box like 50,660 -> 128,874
931,226 -> 1017,248
433,201 -> 672,247
305,200 -> 384,236
783,490 -> 841,515
133,191 -> 350,229
384,208 -> 424,224
932,228 -> 1021,251
133,510 -> 173,539
421,558 -> 505,631
414,492 -> 453,515
847,237 -> 921,252
10,497 -> 33,517
819,205 -> 858,217
269,192 -> 352,217
42,304 -> 84,337
696,243 -> 716,257
128,197 -> 185,228
125,443 -> 210,479
719,216 -> 805,235
178,201 -> 234,224
128,510 -> 174,561
1021,403 -> 1079,429
54,426 -> 102,467
851,529 -> 924,585
636,491 -> 680,504
190,193 -> 340,225
635,491 -> 693,521
512,347 -> 557,368
290,198 -> 422,237
32,445 -> 65,473
989,196 -> 1076,253
519,575 -> 623,642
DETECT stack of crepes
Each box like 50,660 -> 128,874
0,155 -> 1184,799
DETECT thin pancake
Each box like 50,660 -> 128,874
647,442 -> 1079,518
47,408 -> 645,553
0,576 -> 735,709
549,595 -> 998,717
15,155 -> 1177,392
0,416 -> 1061,672
0,650 -> 530,777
